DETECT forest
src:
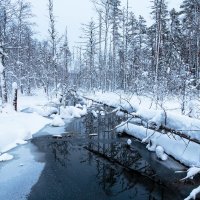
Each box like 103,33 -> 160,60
0,0 -> 199,111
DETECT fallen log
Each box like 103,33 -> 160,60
81,95 -> 200,146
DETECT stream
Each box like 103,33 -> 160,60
28,104 -> 196,200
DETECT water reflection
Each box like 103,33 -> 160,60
84,109 -> 156,179
48,139 -> 71,167
29,107 -> 183,200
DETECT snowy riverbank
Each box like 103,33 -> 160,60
83,91 -> 200,142
0,95 -> 51,160
82,90 -> 200,199
0,93 -> 89,161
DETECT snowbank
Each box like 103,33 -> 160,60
51,115 -> 65,127
84,91 -> 200,142
0,93 -> 88,157
0,153 -> 13,162
60,105 -> 87,119
0,112 -> 51,153
116,123 -> 200,167
25,106 -> 58,117
18,95 -> 48,111
136,108 -> 200,141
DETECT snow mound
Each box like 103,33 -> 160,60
12,82 -> 18,90
147,138 -> 157,151
116,111 -> 125,117
100,111 -> 105,116
0,153 -> 14,162
0,112 -> 51,153
27,106 -> 58,117
60,106 -> 87,119
155,146 -> 168,161
51,115 -> 65,127
127,139 -> 132,146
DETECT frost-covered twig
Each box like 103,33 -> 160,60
112,117 -> 134,131
113,91 -> 134,112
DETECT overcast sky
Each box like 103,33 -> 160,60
30,0 -> 182,46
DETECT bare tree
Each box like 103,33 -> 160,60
48,0 -> 58,96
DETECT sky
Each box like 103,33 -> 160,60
30,0 -> 183,47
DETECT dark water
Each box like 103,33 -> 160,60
28,105 -> 199,200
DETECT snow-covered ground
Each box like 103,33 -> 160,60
0,92 -> 89,161
0,94 -> 52,159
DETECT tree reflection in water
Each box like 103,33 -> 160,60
48,139 -> 71,167
30,105 -> 183,200
83,108 -> 159,197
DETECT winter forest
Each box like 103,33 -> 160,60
0,0 -> 200,200
0,0 -> 199,105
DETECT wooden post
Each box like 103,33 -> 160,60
12,82 -> 18,111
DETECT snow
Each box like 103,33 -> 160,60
0,94 -> 52,154
142,71 -> 148,77
85,92 -> 135,112
181,167 -> 200,181
51,115 -> 65,127
116,123 -> 200,167
16,60 -> 23,66
89,133 -> 98,136
187,100 -> 200,118
127,139 -> 132,146
60,105 -> 87,119
0,112 -> 51,153
26,106 -> 58,117
155,146 -> 168,161
0,91 -> 89,154
100,111 -> 105,116
184,186 -> 200,200
0,153 -> 14,162
76,104 -> 83,109
167,67 -> 171,74
91,110 -> 98,118
0,59 -> 4,74
0,91 -> 90,155
12,82 -> 18,90
84,91 -> 200,142
116,110 -> 125,117
18,94 -> 48,111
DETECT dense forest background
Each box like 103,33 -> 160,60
0,0 -> 200,112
